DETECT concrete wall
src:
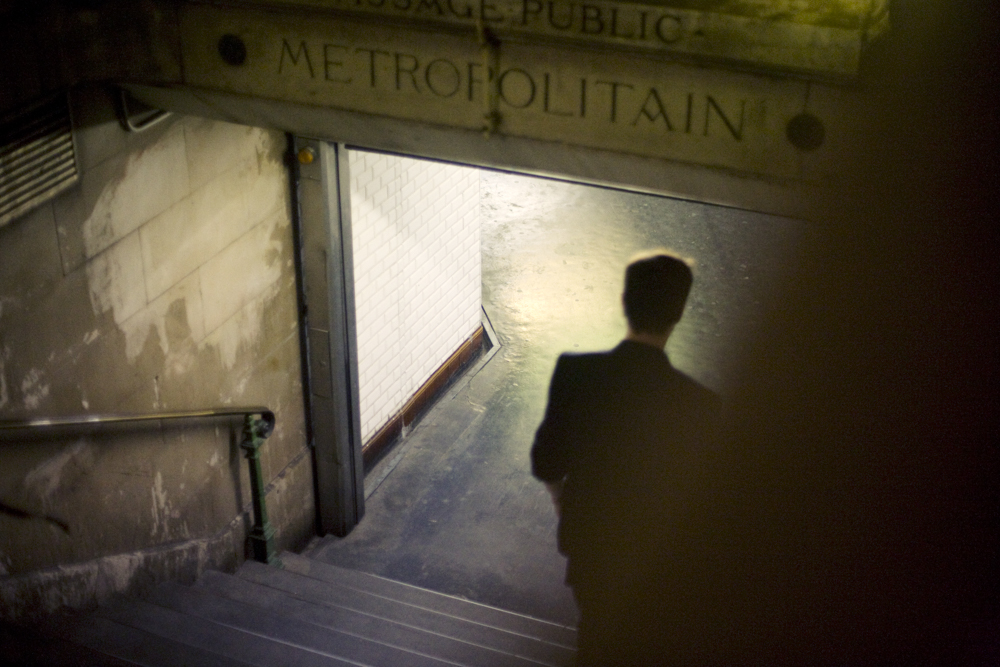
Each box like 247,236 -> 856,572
0,87 -> 313,620
349,151 -> 481,442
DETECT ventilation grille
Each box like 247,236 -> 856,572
1,94 -> 78,228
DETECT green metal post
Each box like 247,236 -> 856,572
240,414 -> 282,567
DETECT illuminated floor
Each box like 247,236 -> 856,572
305,169 -> 801,625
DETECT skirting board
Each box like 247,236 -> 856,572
361,325 -> 487,471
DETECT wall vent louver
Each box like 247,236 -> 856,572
0,94 -> 78,228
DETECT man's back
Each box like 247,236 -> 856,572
531,252 -> 720,664
532,340 -> 719,584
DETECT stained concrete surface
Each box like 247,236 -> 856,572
305,170 -> 802,625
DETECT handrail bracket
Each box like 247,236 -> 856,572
240,413 -> 282,568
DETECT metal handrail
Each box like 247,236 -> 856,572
0,407 -> 274,433
0,407 -> 281,566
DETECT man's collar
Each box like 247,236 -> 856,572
616,339 -> 669,357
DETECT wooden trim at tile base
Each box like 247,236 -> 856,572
361,325 -> 485,471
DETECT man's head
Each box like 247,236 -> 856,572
623,252 -> 694,335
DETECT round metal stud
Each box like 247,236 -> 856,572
218,34 -> 247,67
786,112 -> 826,152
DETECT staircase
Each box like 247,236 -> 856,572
18,552 -> 577,666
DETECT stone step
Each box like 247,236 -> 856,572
145,580 -> 455,666
91,593 -> 352,666
3,618 -> 138,667
209,563 -> 568,666
23,554 -> 577,667
38,608 -> 256,667
276,552 -> 577,650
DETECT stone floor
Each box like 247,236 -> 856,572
304,169 -> 802,625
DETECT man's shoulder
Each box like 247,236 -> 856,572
556,349 -> 614,364
554,349 -> 616,374
672,367 -> 715,393
668,368 -> 722,411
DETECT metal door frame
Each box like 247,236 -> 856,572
292,138 -> 364,536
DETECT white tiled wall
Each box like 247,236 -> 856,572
350,151 -> 481,442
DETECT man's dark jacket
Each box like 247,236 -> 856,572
531,340 -> 720,589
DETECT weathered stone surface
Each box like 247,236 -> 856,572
1,92 -> 310,620
0,204 -> 63,311
53,118 -> 191,274
0,515 -> 245,622
180,4 -> 818,181
129,83 -> 814,218
267,0 -> 888,77
265,445 -> 317,554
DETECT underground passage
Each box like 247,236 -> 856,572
0,1 -> 996,664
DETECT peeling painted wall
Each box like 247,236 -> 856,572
0,87 -> 313,620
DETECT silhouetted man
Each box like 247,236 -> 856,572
531,252 -> 720,665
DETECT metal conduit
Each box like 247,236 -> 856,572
0,407 -> 281,566
117,88 -> 172,133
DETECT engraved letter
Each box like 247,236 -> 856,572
631,87 -> 673,129
416,0 -> 446,15
655,14 -> 683,44
279,39 -> 314,78
396,53 -> 421,92
595,80 -> 634,122
547,1 -> 574,30
543,73 -> 574,116
610,8 -> 635,39
426,58 -> 461,97
357,47 -> 391,87
323,44 -> 351,84
468,62 -> 486,101
704,95 -> 745,140
480,0 -> 504,23
521,0 -> 543,25
448,0 -> 473,17
581,5 -> 604,35
498,68 -> 536,108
